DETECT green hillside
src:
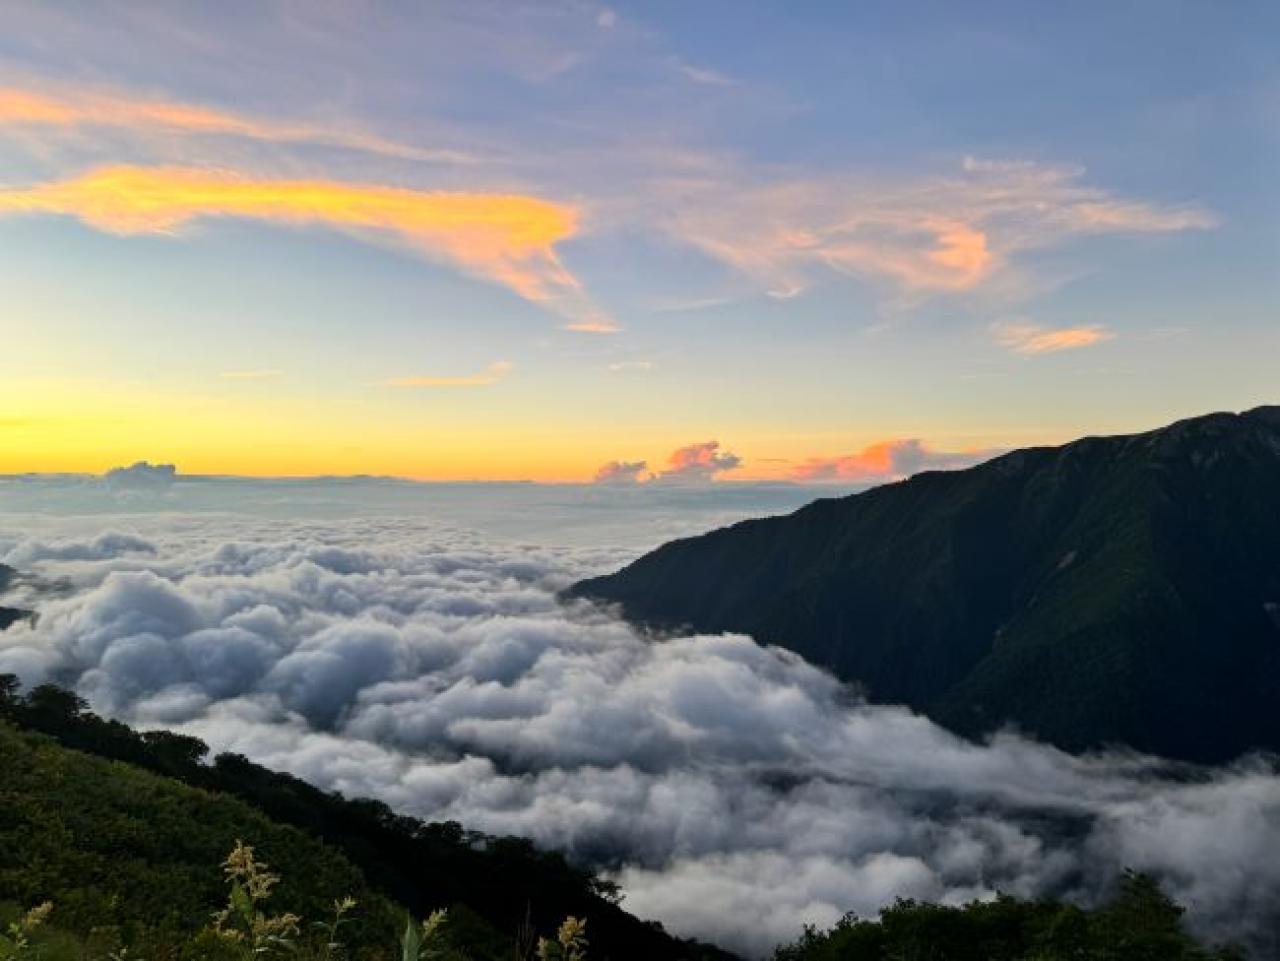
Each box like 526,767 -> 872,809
569,407 -> 1280,762
0,678 -> 732,961
0,720 -> 406,958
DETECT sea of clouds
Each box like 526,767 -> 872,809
1,477 -> 1278,957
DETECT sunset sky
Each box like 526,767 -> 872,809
1,1 -> 1276,482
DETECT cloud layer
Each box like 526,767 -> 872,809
1,511 -> 1278,957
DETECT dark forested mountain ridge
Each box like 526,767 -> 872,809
0,562 -> 34,630
569,407 -> 1280,763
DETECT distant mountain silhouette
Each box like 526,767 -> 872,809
570,407 -> 1280,763
0,563 -> 32,630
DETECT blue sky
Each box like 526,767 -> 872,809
0,0 -> 1275,480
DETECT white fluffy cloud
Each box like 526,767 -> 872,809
1,508 -> 1278,958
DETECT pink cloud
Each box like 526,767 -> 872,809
792,439 -> 991,483
992,322 -> 1115,355
659,440 -> 742,483
658,158 -> 1215,300
593,441 -> 743,485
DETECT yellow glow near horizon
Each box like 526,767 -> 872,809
0,376 -> 1058,484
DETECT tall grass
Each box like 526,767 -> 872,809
0,844 -> 586,961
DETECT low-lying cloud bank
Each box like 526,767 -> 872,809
1,516 -> 1278,957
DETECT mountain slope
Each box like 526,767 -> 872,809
0,679 -> 735,961
0,721 -> 404,955
569,407 -> 1280,763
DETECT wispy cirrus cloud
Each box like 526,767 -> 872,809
385,360 -> 512,388
0,166 -> 615,331
607,360 -> 653,371
675,62 -> 738,87
656,158 -> 1216,300
0,85 -> 476,164
792,439 -> 991,483
993,321 -> 1116,354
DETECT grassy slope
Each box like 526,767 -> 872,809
0,721 -> 405,956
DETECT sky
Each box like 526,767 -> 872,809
0,0 -> 1276,482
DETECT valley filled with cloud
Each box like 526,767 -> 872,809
1,480 -> 1278,957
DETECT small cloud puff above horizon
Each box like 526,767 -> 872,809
103,461 -> 177,490
594,441 -> 742,485
593,460 -> 649,484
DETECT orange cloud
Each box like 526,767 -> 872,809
659,440 -> 742,482
590,441 -> 742,484
993,322 -> 1115,355
0,166 -> 612,329
792,439 -> 989,483
385,360 -> 513,388
0,85 -> 473,164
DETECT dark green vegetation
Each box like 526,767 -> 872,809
0,677 -> 732,961
570,407 -> 1280,763
771,873 -> 1244,961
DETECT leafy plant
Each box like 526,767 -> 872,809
400,909 -> 457,961
536,919 -> 587,961
314,897 -> 358,961
210,841 -> 301,958
0,902 -> 52,961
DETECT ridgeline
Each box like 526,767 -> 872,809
570,407 -> 1280,763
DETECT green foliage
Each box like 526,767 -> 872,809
0,840 -> 597,961
0,720 -> 399,958
535,918 -> 587,961
771,873 -> 1246,961
0,684 -> 730,961
0,901 -> 53,961
398,910 -> 461,961
209,841 -> 302,958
